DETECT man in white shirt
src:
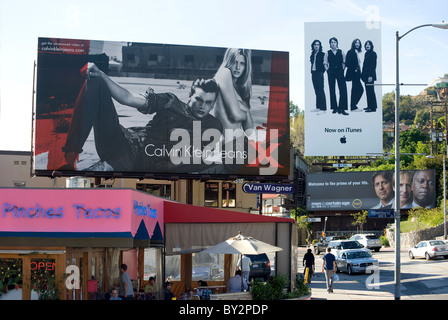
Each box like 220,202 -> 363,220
237,255 -> 252,282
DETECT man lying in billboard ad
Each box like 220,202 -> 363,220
306,170 -> 436,211
33,38 -> 290,179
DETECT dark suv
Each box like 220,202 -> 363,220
247,254 -> 271,281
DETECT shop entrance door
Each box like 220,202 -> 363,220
0,250 -> 65,300
66,249 -> 105,300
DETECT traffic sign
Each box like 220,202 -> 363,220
368,210 -> 395,218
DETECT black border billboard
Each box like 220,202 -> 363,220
307,170 -> 436,211
33,38 -> 289,180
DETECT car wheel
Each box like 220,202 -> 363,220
408,251 -> 415,259
315,247 -> 320,255
347,265 -> 353,275
425,252 -> 431,260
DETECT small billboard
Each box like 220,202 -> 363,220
307,170 -> 436,211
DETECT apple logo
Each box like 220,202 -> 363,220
340,136 -> 347,144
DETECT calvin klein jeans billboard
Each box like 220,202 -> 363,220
307,170 -> 436,211
304,22 -> 382,156
34,38 -> 289,178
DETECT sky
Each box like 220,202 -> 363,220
0,0 -> 447,152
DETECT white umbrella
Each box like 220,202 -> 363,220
201,232 -> 283,255
201,232 -> 283,291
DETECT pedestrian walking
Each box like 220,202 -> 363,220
322,247 -> 336,293
303,248 -> 315,283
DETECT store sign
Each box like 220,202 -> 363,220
2,203 -> 121,220
133,201 -> 157,219
0,189 -> 164,240
31,261 -> 55,271
242,183 -> 294,194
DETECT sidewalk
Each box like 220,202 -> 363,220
298,246 -> 396,300
309,279 -> 395,300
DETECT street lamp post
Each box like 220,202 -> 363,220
394,22 -> 448,300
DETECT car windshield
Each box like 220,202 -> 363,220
347,251 -> 371,259
429,241 -> 446,246
342,241 -> 362,249
365,235 -> 379,239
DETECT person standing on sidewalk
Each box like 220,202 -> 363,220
303,248 -> 315,283
322,247 -> 336,293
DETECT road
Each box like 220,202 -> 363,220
297,246 -> 448,300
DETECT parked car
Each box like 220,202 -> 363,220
246,253 -> 271,281
408,240 -> 448,260
313,236 -> 346,255
327,240 -> 367,256
349,234 -> 382,252
336,249 -> 379,275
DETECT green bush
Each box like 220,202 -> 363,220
251,274 -> 310,300
380,236 -> 389,247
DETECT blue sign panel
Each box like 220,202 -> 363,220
368,210 -> 395,219
242,183 -> 294,194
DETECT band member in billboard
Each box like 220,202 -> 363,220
309,40 -> 327,113
324,37 -> 348,116
412,170 -> 435,208
60,63 -> 222,172
345,39 -> 364,112
371,171 -> 394,209
361,40 -> 377,112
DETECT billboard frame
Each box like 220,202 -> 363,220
32,37 -> 290,181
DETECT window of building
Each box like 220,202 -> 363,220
204,182 -> 219,207
192,252 -> 224,281
13,181 -> 26,188
136,184 -> 171,199
222,182 -> 236,208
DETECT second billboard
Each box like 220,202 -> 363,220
304,21 -> 383,156
307,170 -> 436,211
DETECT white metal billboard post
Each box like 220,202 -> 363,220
394,22 -> 448,300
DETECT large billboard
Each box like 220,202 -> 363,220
304,22 -> 382,156
33,38 -> 289,179
307,170 -> 436,211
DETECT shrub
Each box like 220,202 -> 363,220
251,274 -> 310,300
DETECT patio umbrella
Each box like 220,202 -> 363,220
201,232 -> 283,290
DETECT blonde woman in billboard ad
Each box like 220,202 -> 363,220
213,48 -> 255,138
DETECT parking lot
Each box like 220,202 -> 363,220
298,246 -> 448,300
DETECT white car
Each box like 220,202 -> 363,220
349,234 -> 382,252
408,240 -> 448,260
327,240 -> 368,257
335,249 -> 379,275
